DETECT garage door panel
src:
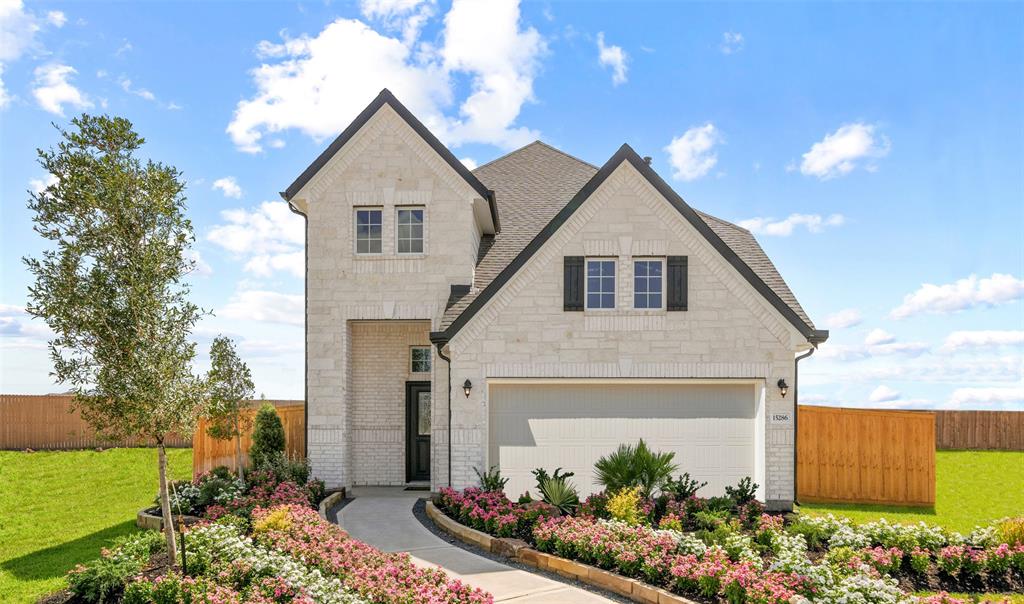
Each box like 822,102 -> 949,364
490,383 -> 756,498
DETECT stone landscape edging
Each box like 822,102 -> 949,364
318,489 -> 346,521
424,501 -> 699,604
135,507 -> 201,531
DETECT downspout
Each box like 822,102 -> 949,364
793,346 -> 816,507
283,197 -> 310,461
435,342 -> 453,487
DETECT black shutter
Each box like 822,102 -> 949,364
563,256 -> 584,311
667,255 -> 688,311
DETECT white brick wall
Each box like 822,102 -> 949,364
446,162 -> 808,505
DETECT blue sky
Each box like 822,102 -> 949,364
1,0 -> 1021,409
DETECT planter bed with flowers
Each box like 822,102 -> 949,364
431,478 -> 1024,604
47,465 -> 493,604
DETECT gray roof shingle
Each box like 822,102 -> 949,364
440,140 -> 816,334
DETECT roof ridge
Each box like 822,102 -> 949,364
472,140 -> 599,173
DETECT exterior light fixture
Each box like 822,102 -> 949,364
463,379 -> 473,398
777,378 -> 789,398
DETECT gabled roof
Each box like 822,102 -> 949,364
434,143 -> 828,345
280,89 -> 500,232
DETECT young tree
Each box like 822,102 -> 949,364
205,336 -> 255,482
24,114 -> 205,561
249,402 -> 286,469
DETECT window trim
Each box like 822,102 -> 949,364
584,257 -> 617,311
354,207 -> 383,256
633,257 -> 666,311
410,346 -> 432,374
395,206 -> 425,255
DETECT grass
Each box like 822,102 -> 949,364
0,447 -> 192,604
798,450 -> 1024,534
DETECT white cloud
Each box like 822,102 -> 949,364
864,328 -> 896,346
941,330 -> 1024,352
0,303 -> 53,349
891,273 -> 1024,319
664,123 -> 721,181
869,385 -> 901,403
948,385 -> 1024,409
212,176 -> 243,199
46,10 -> 66,27
804,355 -> 1023,386
32,63 -> 92,116
816,328 -> 928,361
359,0 -> 435,45
29,173 -> 58,194
459,157 -> 477,170
228,0 -> 543,154
823,308 -> 863,330
719,31 -> 743,55
208,201 -> 304,278
738,213 -> 844,237
596,32 -> 628,86
799,122 -> 890,180
118,76 -> 155,101
220,290 -> 303,326
0,65 -> 9,109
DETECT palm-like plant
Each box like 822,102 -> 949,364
593,439 -> 678,498
539,476 -> 579,515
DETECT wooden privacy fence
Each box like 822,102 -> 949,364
0,394 -> 191,450
935,410 -> 1024,451
797,405 -> 936,507
192,402 -> 305,476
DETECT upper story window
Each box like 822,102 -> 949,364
355,208 -> 383,254
411,346 -> 431,373
396,208 -> 424,254
634,259 -> 664,309
586,259 -> 616,309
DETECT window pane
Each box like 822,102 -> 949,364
369,210 -> 381,225
602,293 -> 615,308
410,224 -> 423,239
588,262 -> 601,276
409,239 -> 423,253
397,239 -> 410,253
410,210 -> 423,224
635,277 -> 647,293
369,239 -> 381,254
417,392 -> 431,435
587,293 -> 601,308
650,262 -> 662,276
398,224 -> 411,240
356,240 -> 368,254
635,262 -> 648,277
650,293 -> 661,308
634,293 -> 646,308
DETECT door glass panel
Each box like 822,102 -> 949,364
417,391 -> 431,436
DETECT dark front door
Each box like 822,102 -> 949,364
406,381 -> 431,482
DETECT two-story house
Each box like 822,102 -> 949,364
280,89 -> 827,510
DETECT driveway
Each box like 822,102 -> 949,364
336,487 -> 615,603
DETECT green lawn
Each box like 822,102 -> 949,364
0,448 -> 192,604
799,450 -> 1024,533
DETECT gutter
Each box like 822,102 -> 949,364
434,338 -> 453,488
793,346 -> 816,507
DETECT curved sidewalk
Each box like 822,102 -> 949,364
336,487 -> 614,603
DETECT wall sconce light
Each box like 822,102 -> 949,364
463,379 -> 473,398
777,378 -> 789,398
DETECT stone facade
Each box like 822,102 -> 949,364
293,103 -> 812,508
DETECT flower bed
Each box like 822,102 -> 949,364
434,486 -> 1024,603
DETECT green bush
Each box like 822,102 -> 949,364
474,465 -> 509,491
663,472 -> 707,500
725,477 -> 758,505
249,403 -> 286,468
67,531 -> 164,603
257,450 -> 312,484
539,476 -> 579,515
593,439 -> 678,497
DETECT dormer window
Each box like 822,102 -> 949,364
355,208 -> 382,254
397,207 -> 424,254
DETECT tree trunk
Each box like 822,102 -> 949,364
235,416 -> 245,484
157,441 -> 178,562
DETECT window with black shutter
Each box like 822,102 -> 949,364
667,255 -> 688,311
563,256 -> 584,311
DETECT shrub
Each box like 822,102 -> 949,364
997,517 -> 1024,547
249,403 -> 286,469
252,507 -> 293,534
474,465 -> 509,492
724,477 -> 758,505
909,547 -> 931,574
607,486 -> 643,526
578,491 -> 610,519
531,467 -> 574,492
67,531 -> 164,603
593,439 -> 678,497
663,472 -> 707,500
538,476 -> 579,515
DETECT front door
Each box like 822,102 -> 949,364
405,381 -> 431,482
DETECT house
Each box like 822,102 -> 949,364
281,89 -> 828,511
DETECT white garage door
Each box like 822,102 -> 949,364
488,382 -> 758,499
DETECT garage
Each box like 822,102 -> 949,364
488,380 -> 764,499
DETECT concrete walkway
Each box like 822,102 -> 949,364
337,487 -> 615,603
